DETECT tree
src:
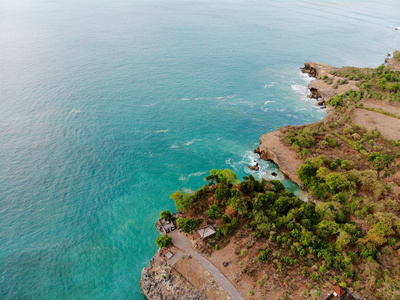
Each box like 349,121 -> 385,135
361,219 -> 394,246
207,204 -> 222,219
160,210 -> 172,220
176,217 -> 204,234
206,169 -> 239,185
297,163 -> 317,187
170,190 -> 194,213
156,234 -> 172,248
325,172 -> 350,193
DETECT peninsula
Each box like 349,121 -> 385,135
141,52 -> 400,299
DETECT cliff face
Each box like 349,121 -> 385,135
141,251 -> 207,300
255,130 -> 303,185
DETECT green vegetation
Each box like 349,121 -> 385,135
160,210 -> 172,220
155,59 -> 400,299
176,217 -> 204,234
394,51 -> 400,62
156,234 -> 172,248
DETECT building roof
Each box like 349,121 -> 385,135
197,225 -> 216,239
333,286 -> 346,298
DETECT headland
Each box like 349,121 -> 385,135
141,51 -> 400,300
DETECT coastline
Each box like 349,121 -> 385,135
141,53 -> 400,300
255,61 -> 356,184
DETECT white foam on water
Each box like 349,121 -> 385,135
152,129 -> 169,133
184,139 -> 202,146
182,188 -> 194,194
180,98 -> 191,101
261,100 -> 276,112
263,100 -> 276,105
179,175 -> 187,181
139,102 -> 156,107
298,69 -> 315,83
170,144 -> 179,149
68,108 -> 81,117
264,82 -> 277,88
187,171 -> 207,177
228,150 -> 286,181
239,100 -> 256,107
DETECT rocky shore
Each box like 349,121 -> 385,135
255,61 -> 358,183
141,250 -> 207,300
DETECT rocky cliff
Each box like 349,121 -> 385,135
141,250 -> 207,300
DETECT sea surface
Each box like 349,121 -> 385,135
1,0 -> 399,298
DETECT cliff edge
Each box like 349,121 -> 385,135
256,61 -> 358,183
141,250 -> 207,300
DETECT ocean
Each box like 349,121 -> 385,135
1,0 -> 399,298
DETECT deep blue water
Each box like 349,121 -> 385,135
1,0 -> 399,298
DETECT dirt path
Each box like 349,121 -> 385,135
169,230 -> 245,300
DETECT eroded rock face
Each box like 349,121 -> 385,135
141,252 -> 207,300
254,131 -> 303,185
302,62 -> 359,105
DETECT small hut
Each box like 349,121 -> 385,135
194,225 -> 216,240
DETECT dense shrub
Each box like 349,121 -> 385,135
156,234 -> 172,248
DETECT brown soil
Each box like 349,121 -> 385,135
203,230 -> 332,299
362,99 -> 400,116
173,254 -> 229,300
352,109 -> 400,141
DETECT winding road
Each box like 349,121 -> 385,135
168,230 -> 245,300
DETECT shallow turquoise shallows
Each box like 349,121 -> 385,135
1,0 -> 399,298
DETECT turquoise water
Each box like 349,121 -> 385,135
1,0 -> 399,298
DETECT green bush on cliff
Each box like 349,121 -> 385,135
160,210 -> 172,220
156,234 -> 172,248
207,204 -> 222,219
206,169 -> 239,185
176,217 -> 204,234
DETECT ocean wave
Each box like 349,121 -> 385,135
261,100 -> 276,112
67,108 -> 82,117
239,100 -> 256,107
152,129 -> 169,133
184,139 -> 202,146
229,150 -> 285,181
298,69 -> 315,83
263,100 -> 276,105
180,98 -> 191,101
170,144 -> 179,149
188,171 -> 207,177
264,82 -> 277,88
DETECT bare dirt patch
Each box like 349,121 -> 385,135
352,108 -> 400,141
362,99 -> 400,117
174,254 -> 230,300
